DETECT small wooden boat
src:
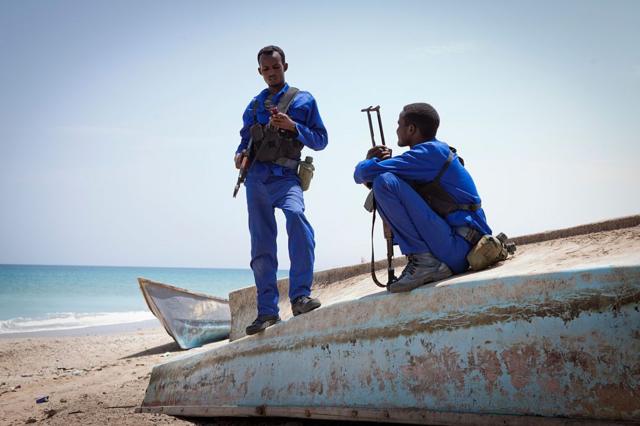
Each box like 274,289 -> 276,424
137,278 -> 230,349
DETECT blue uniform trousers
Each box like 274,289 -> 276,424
246,173 -> 315,316
372,172 -> 470,274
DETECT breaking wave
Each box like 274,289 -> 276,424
0,311 -> 155,334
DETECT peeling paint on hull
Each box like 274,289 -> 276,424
141,264 -> 640,423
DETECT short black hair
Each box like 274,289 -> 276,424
257,45 -> 286,64
402,103 -> 440,140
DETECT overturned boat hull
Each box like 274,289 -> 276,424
138,278 -> 230,349
139,222 -> 640,424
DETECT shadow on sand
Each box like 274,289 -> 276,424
121,341 -> 182,359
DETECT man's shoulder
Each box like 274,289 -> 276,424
288,89 -> 316,110
413,140 -> 447,152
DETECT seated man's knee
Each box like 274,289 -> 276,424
372,172 -> 400,194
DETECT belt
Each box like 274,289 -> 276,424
272,157 -> 299,170
455,226 -> 483,246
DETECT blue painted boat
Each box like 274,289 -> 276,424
137,278 -> 230,349
138,218 -> 640,424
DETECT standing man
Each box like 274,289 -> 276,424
235,46 -> 328,335
354,103 -> 491,293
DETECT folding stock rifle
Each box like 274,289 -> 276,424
361,105 -> 398,289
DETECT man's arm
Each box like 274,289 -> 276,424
236,100 -> 255,155
353,145 -> 442,184
294,95 -> 328,151
234,100 -> 256,169
271,92 -> 328,151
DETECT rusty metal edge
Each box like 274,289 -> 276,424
135,405 -> 637,425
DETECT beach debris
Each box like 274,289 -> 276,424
24,417 -> 37,424
69,410 -> 83,415
105,404 -> 136,409
35,395 -> 49,404
44,408 -> 57,418
20,374 -> 33,378
57,367 -> 87,376
60,398 -> 68,403
12,385 -> 22,391
0,383 -> 18,396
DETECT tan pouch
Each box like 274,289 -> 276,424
466,234 -> 512,271
297,156 -> 314,191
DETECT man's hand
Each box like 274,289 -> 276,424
366,145 -> 392,160
234,150 -> 246,169
269,112 -> 298,133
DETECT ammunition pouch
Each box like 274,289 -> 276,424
466,232 -> 516,271
249,86 -> 303,164
252,125 -> 303,163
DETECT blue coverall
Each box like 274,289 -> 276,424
237,83 -> 328,316
353,139 -> 491,274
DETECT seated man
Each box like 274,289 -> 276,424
353,103 -> 492,293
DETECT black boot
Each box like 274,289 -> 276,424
245,314 -> 281,335
388,253 -> 452,293
291,296 -> 321,316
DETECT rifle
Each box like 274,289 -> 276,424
361,105 -> 397,289
232,135 -> 254,198
233,106 -> 280,198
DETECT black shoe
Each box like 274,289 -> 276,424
388,253 -> 453,293
245,315 -> 280,335
291,296 -> 321,316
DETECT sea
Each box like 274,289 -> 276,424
0,264 -> 285,335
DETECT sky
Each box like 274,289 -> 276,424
1,0 -> 639,270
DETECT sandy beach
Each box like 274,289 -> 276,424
0,325 -> 371,426
0,324 -> 198,425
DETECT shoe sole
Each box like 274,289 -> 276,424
292,301 -> 321,316
245,319 -> 280,335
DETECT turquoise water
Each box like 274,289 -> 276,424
0,264 -> 285,334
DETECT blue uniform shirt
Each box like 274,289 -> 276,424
354,139 -> 492,235
237,83 -> 328,177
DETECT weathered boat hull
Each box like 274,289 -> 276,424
139,265 -> 640,423
139,222 -> 640,424
138,278 -> 230,349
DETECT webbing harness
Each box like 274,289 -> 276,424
251,87 -> 302,166
410,147 -> 482,218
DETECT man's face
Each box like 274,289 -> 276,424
396,113 -> 412,147
258,52 -> 287,89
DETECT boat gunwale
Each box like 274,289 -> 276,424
137,277 -> 230,304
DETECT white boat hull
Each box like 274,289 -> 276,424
138,278 -> 230,349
